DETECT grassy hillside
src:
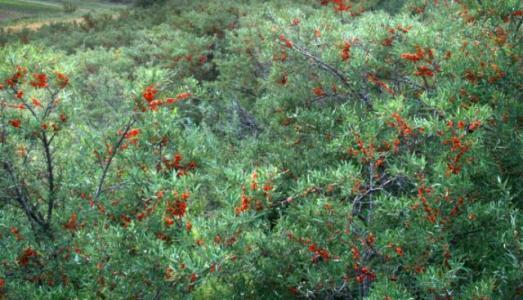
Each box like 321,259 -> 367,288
0,0 -> 126,26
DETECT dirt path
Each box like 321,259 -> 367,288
17,0 -> 62,8
2,12 -> 118,33
2,17 -> 85,32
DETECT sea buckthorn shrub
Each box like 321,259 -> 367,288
0,0 -> 521,299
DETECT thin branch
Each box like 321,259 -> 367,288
94,117 -> 136,200
366,163 -> 374,224
309,92 -> 352,106
421,75 -> 430,92
362,163 -> 375,297
42,131 -> 55,224
2,160 -> 46,227
43,86 -> 60,119
351,176 -> 396,218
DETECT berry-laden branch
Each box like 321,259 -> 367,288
94,84 -> 193,200
280,40 -> 372,108
0,69 -> 69,238
5,85 -> 58,226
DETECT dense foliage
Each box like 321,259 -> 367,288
1,0 -> 522,299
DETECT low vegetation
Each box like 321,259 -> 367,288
0,0 -> 521,298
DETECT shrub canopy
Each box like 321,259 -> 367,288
0,0 -> 521,299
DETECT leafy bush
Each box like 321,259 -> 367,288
0,0 -> 521,299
